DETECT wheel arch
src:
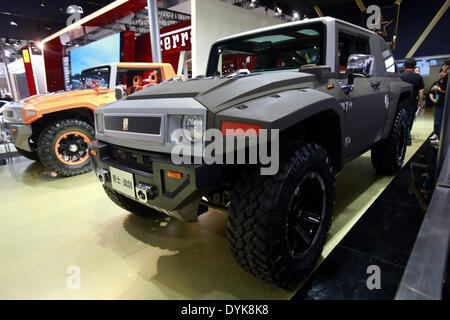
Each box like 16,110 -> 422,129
280,109 -> 343,173
382,80 -> 413,139
31,107 -> 94,141
216,89 -> 345,173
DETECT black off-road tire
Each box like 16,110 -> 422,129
37,119 -> 94,176
103,185 -> 160,217
228,143 -> 335,289
371,107 -> 408,174
16,147 -> 39,161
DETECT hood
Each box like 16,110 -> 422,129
128,71 -> 317,112
22,89 -> 102,109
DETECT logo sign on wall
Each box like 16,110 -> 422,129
62,56 -> 71,90
66,5 -> 83,26
159,26 -> 192,54
366,5 -> 381,30
364,3 -> 398,49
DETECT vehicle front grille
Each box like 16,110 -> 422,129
104,115 -> 161,135
102,144 -> 155,175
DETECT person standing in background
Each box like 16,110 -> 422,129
430,60 -> 450,147
429,70 -> 445,142
400,58 -> 424,145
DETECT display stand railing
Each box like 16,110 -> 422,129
396,73 -> 450,300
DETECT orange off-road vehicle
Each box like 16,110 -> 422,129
0,62 -> 177,176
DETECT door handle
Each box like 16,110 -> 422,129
370,80 -> 380,88
340,83 -> 354,94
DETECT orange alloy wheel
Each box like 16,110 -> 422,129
54,131 -> 91,166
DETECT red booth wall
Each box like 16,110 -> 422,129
43,38 -> 64,92
44,21 -> 191,92
135,20 -> 191,72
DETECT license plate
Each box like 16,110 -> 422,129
110,167 -> 135,198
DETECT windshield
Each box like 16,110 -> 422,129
115,67 -> 162,94
206,22 -> 325,77
79,66 -> 110,90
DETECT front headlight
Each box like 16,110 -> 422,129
2,107 -> 23,122
95,113 -> 104,134
182,115 -> 203,142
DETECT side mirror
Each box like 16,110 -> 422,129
346,54 -> 375,85
114,86 -> 127,100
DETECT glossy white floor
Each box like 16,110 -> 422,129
0,111 -> 433,299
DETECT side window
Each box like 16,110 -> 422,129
382,49 -> 396,73
378,38 -> 396,73
338,32 -> 370,72
116,68 -> 162,95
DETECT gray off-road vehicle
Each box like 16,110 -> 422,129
88,17 -> 412,288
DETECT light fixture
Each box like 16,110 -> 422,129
293,11 -> 300,20
39,1 -> 46,7
36,42 -> 44,50
275,7 -> 282,15
10,19 -> 18,26
249,0 -> 257,9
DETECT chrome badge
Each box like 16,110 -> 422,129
384,94 -> 390,110
123,118 -> 129,131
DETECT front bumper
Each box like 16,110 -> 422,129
0,118 -> 33,152
88,140 -> 221,222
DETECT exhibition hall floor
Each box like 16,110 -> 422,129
0,111 -> 433,299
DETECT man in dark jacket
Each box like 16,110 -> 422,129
400,58 -> 424,145
430,59 -> 449,147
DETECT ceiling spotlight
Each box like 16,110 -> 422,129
293,11 -> 300,20
39,1 -> 46,7
44,24 -> 51,31
249,0 -> 257,9
10,19 -> 18,26
36,42 -> 44,50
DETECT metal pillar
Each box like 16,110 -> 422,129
0,41 -> 18,102
177,50 -> 185,74
147,0 -> 162,63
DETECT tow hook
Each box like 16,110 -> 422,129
97,168 -> 109,184
135,184 -> 158,203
